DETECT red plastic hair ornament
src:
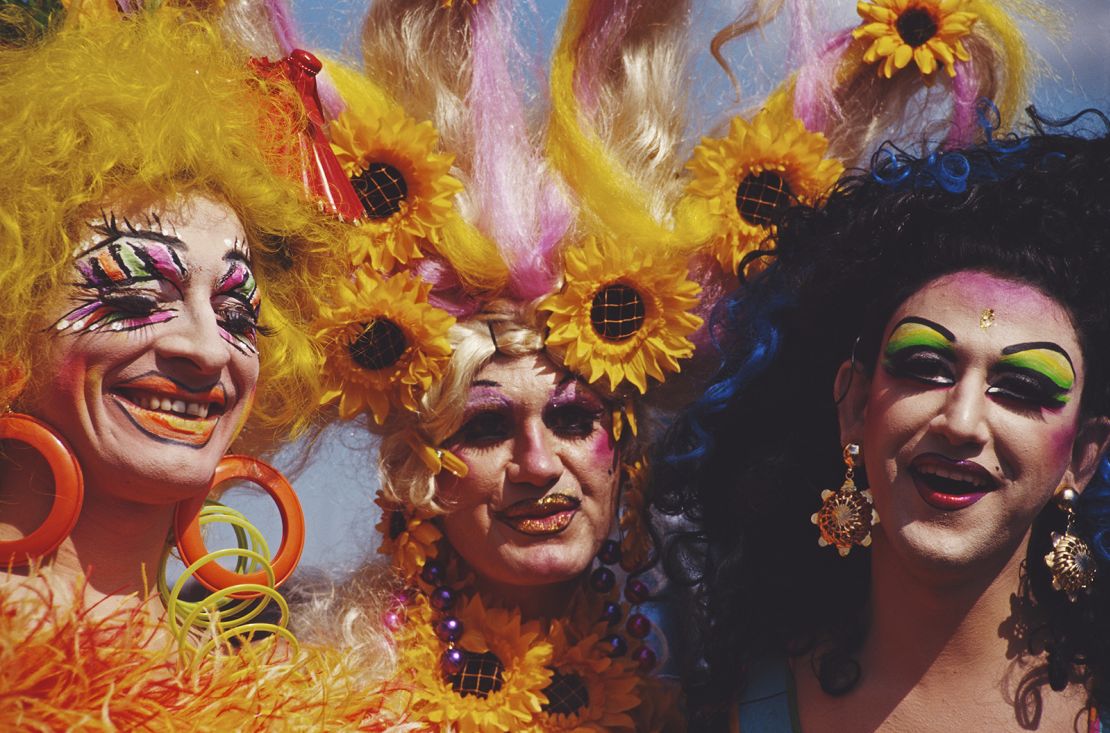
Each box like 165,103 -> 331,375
251,50 -> 365,222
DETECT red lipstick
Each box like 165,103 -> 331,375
909,453 -> 999,511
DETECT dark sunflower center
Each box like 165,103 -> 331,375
348,319 -> 408,371
735,170 -> 793,227
351,162 -> 409,219
590,283 -> 646,343
895,6 -> 938,47
388,511 -> 407,540
542,670 -> 590,716
448,650 -> 505,699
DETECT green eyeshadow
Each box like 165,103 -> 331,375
998,349 -> 1075,393
884,320 -> 954,359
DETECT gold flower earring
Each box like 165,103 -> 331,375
1045,484 -> 1096,601
812,443 -> 879,557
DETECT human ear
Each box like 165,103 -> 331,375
834,360 -> 871,447
1067,415 -> 1110,493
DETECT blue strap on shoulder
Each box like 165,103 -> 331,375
736,657 -> 795,733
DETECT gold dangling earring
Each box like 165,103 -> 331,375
811,443 -> 879,557
1044,484 -> 1096,602
618,459 -> 651,573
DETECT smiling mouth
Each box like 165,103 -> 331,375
910,453 -> 999,511
494,494 -> 581,536
111,374 -> 227,448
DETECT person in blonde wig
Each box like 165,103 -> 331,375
306,0 -> 1038,730
0,6 -> 404,729
304,0 -> 714,729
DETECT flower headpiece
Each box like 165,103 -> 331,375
308,0 -> 710,455
674,0 -> 1037,277
289,0 -> 1042,498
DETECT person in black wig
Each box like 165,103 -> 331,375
658,107 -> 1110,732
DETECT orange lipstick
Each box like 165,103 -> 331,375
112,374 -> 226,448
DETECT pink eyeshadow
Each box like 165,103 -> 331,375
550,379 -> 605,412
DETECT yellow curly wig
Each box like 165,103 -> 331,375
0,8 -> 346,450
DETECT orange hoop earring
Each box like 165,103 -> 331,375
174,455 -> 305,593
0,413 -> 84,567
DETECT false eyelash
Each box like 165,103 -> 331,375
56,305 -> 177,334
988,368 -> 1069,409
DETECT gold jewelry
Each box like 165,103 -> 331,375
979,308 -> 995,329
811,443 -> 879,557
1044,485 -> 1096,601
618,459 -> 652,572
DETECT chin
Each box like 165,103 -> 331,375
880,521 -> 1014,580
495,544 -> 595,588
81,449 -> 219,506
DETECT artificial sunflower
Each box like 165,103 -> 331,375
316,268 -> 455,424
685,99 -> 843,275
541,236 -> 702,394
853,0 -> 979,78
374,491 -> 444,580
539,621 -> 640,733
399,593 -> 554,732
330,100 -> 462,271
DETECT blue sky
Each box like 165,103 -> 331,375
218,1 -> 1110,577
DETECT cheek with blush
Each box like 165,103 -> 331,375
1041,423 -> 1079,479
591,429 -> 617,472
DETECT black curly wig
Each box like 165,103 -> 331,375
656,108 -> 1110,726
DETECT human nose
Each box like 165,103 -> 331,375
154,303 -> 232,375
931,377 -> 990,447
507,419 -> 563,488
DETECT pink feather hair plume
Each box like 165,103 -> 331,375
947,58 -> 979,148
792,28 -> 852,133
571,0 -> 640,112
466,0 -> 573,302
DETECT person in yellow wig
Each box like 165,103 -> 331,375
0,5 -> 402,728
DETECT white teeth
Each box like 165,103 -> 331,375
185,402 -> 210,418
918,465 -> 988,488
132,394 -> 211,419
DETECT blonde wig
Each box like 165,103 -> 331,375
377,300 -> 548,511
0,8 -> 345,450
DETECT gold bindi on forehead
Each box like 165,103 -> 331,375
979,308 -> 995,329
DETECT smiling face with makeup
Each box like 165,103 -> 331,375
840,270 -> 1108,575
438,352 -> 620,592
22,194 -> 263,505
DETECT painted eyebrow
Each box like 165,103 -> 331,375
227,236 -> 251,258
1000,341 -> 1075,371
472,379 -> 502,388
81,214 -> 185,258
889,316 -> 956,343
552,373 -> 579,395
224,247 -> 251,265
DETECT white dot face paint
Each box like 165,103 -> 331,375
24,194 -> 263,505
